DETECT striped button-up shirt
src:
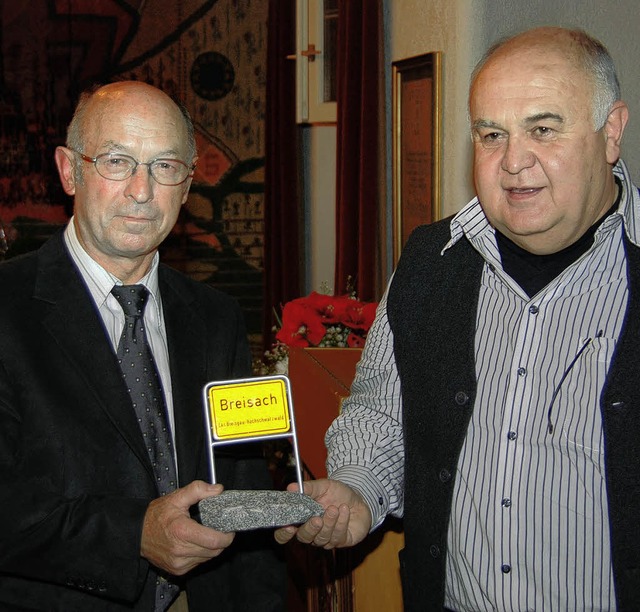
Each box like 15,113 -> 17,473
327,160 -> 640,611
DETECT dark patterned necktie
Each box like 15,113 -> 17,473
111,284 -> 179,610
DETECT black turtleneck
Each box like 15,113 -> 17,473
496,177 -> 622,297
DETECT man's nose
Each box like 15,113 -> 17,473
501,137 -> 536,174
124,164 -> 154,203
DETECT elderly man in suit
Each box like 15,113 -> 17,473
0,81 -> 284,611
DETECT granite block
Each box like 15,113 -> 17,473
198,490 -> 324,532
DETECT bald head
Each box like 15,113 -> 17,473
471,27 -> 620,130
66,81 -> 197,166
55,80 -> 199,282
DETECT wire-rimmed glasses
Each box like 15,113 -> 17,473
71,149 -> 195,186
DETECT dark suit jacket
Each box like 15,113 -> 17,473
0,231 -> 285,611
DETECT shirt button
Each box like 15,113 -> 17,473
501,564 -> 511,574
517,367 -> 526,377
501,498 -> 511,508
529,305 -> 539,315
429,544 -> 441,558
507,431 -> 517,441
439,469 -> 452,483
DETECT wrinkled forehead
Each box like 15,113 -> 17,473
472,36 -> 592,96
83,92 -> 189,155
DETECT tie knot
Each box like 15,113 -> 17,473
111,284 -> 149,317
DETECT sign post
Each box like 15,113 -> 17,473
199,375 -> 323,531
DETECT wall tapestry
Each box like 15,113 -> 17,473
1,0 -> 268,350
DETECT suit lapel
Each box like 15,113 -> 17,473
35,233 -> 213,485
160,275 -> 208,485
34,234 -> 154,477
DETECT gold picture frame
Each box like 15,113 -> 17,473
392,52 -> 442,264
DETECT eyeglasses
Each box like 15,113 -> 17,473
71,149 -> 195,186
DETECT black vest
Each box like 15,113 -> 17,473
387,219 -> 640,611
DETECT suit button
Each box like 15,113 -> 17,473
454,391 -> 469,406
429,544 -> 440,557
439,468 -> 452,482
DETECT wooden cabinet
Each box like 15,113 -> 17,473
287,347 -> 404,611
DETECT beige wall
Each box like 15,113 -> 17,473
387,0 -> 640,219
387,0 -> 478,218
303,125 -> 337,293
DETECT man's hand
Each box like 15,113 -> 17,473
141,480 -> 234,576
274,479 -> 372,550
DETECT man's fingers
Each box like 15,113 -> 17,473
141,481 -> 235,576
173,480 -> 224,507
293,514 -> 328,545
306,505 -> 351,549
274,525 -> 298,545
324,503 -> 352,548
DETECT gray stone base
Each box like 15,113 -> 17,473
198,489 -> 324,532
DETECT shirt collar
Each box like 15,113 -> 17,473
444,159 -> 640,255
613,159 -> 640,246
63,217 -> 162,317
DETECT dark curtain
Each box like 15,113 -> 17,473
263,0 -> 301,349
334,0 -> 380,301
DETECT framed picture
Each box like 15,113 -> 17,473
392,52 -> 442,264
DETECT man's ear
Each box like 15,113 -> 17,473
54,146 -> 77,195
180,155 -> 198,204
603,101 -> 629,165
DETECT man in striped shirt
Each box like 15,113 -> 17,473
276,27 -> 640,611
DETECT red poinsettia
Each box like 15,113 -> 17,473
302,291 -> 353,324
343,300 -> 377,331
274,292 -> 378,349
276,300 -> 326,347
